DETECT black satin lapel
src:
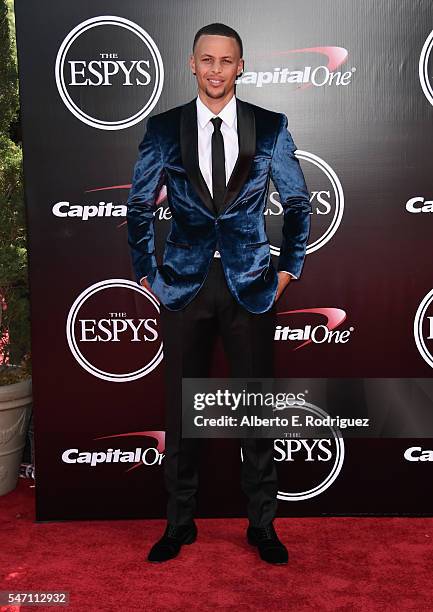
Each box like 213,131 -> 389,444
220,98 -> 256,214
180,99 -> 216,215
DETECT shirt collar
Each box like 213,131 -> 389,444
196,94 -> 237,129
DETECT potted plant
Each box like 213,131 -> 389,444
0,0 -> 33,495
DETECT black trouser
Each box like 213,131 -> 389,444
159,258 -> 277,527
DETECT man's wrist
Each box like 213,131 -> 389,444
279,270 -> 297,280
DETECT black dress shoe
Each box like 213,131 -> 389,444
247,523 -> 288,564
147,522 -> 197,563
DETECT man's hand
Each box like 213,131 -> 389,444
140,277 -> 158,300
141,278 -> 152,291
274,272 -> 291,302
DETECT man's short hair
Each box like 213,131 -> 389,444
193,23 -> 243,57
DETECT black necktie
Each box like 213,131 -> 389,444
211,116 -> 226,212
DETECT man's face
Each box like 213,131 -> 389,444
190,34 -> 244,100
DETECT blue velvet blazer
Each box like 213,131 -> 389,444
126,97 -> 311,313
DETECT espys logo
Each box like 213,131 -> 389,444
272,402 -> 344,501
62,431 -> 165,470
266,151 -> 344,255
414,289 -> 433,369
236,46 -> 355,89
406,196 -> 433,213
419,31 -> 433,106
55,15 -> 164,130
275,308 -> 354,349
66,279 -> 163,382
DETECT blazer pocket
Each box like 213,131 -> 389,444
166,238 -> 192,249
251,155 -> 271,164
250,157 -> 271,171
245,239 -> 270,248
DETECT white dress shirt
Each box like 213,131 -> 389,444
140,94 -> 294,283
196,94 -> 238,199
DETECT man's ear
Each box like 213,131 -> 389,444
189,54 -> 196,76
237,58 -> 245,78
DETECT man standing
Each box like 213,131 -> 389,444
127,23 -> 311,564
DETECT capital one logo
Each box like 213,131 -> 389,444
405,196 -> 433,213
419,30 -> 433,106
414,288 -> 433,369
404,446 -> 433,462
236,46 -> 355,89
66,279 -> 163,382
62,430 -> 165,470
55,15 -> 164,130
266,151 -> 344,256
275,308 -> 354,349
272,402 -> 344,501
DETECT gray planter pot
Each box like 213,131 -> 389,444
0,375 -> 32,496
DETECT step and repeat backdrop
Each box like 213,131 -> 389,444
15,0 -> 433,520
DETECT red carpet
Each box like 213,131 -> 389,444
1,479 -> 433,611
